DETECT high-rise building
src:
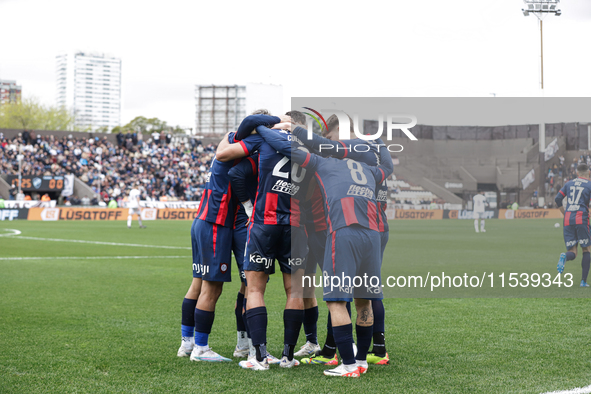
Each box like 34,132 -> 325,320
0,80 -> 22,105
194,83 -> 283,135
56,52 -> 121,130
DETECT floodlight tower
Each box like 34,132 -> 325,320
522,0 -> 561,90
522,0 -> 561,206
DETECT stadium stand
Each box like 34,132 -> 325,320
0,130 -> 217,204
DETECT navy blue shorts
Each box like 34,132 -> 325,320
380,231 -> 389,262
244,223 -> 291,275
564,224 -> 591,249
191,218 -> 233,282
304,229 -> 327,275
232,223 -> 248,283
290,226 -> 309,273
322,225 -> 383,302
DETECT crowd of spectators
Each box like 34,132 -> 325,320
0,130 -> 217,204
539,154 -> 591,208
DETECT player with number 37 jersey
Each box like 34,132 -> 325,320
555,164 -> 591,287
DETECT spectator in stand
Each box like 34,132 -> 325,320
0,132 -> 216,203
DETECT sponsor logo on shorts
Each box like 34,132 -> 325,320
193,263 -> 210,275
288,257 -> 304,266
566,240 -> 578,247
249,253 -> 273,269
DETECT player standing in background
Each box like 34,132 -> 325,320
472,192 -> 487,233
127,183 -> 146,229
555,163 -> 591,287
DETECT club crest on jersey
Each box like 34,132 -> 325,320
271,180 -> 299,196
220,263 -> 228,273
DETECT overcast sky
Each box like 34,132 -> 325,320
1,0 -> 590,128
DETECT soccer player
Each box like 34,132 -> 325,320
472,192 -> 487,233
228,153 -> 259,358
555,163 -> 591,287
290,115 -> 392,365
255,123 -> 393,377
186,131 -> 253,363
127,183 -> 146,229
217,113 -> 303,370
178,112 -> 278,361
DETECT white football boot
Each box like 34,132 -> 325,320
323,363 -> 360,377
239,357 -> 269,371
190,347 -> 231,362
294,341 -> 322,357
177,337 -> 194,357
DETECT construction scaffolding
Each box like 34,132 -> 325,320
195,85 -> 246,135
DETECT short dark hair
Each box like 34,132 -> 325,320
577,163 -> 589,173
286,110 -> 306,126
326,113 -> 354,133
251,109 -> 270,115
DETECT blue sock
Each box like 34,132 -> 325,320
582,252 -> 590,282
372,300 -> 385,333
235,292 -> 246,332
355,324 -> 373,361
283,309 -> 304,359
181,298 -> 197,337
194,309 -> 215,347
333,324 -> 355,365
242,298 -> 250,338
371,299 -> 386,355
246,306 -> 267,362
567,252 -> 576,261
303,306 -> 319,344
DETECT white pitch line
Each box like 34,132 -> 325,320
541,385 -> 591,394
7,236 -> 191,250
0,256 -> 189,261
0,229 -> 22,237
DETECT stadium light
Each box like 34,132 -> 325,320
521,0 -> 561,90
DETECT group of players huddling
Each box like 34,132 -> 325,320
177,109 -> 393,377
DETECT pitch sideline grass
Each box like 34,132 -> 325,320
0,219 -> 590,393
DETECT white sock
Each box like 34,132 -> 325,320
248,338 -> 255,358
474,219 -> 479,232
237,331 -> 248,348
127,215 -> 132,227
344,363 -> 358,372
481,220 -> 485,231
196,345 -> 209,352
181,336 -> 193,349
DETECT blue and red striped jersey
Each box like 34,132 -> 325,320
235,122 -> 291,226
556,177 -> 591,226
256,125 -> 392,234
195,154 -> 237,228
303,181 -> 328,232
228,154 -> 259,228
292,127 -> 392,232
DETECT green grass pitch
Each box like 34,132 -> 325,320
1,219 -> 590,393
